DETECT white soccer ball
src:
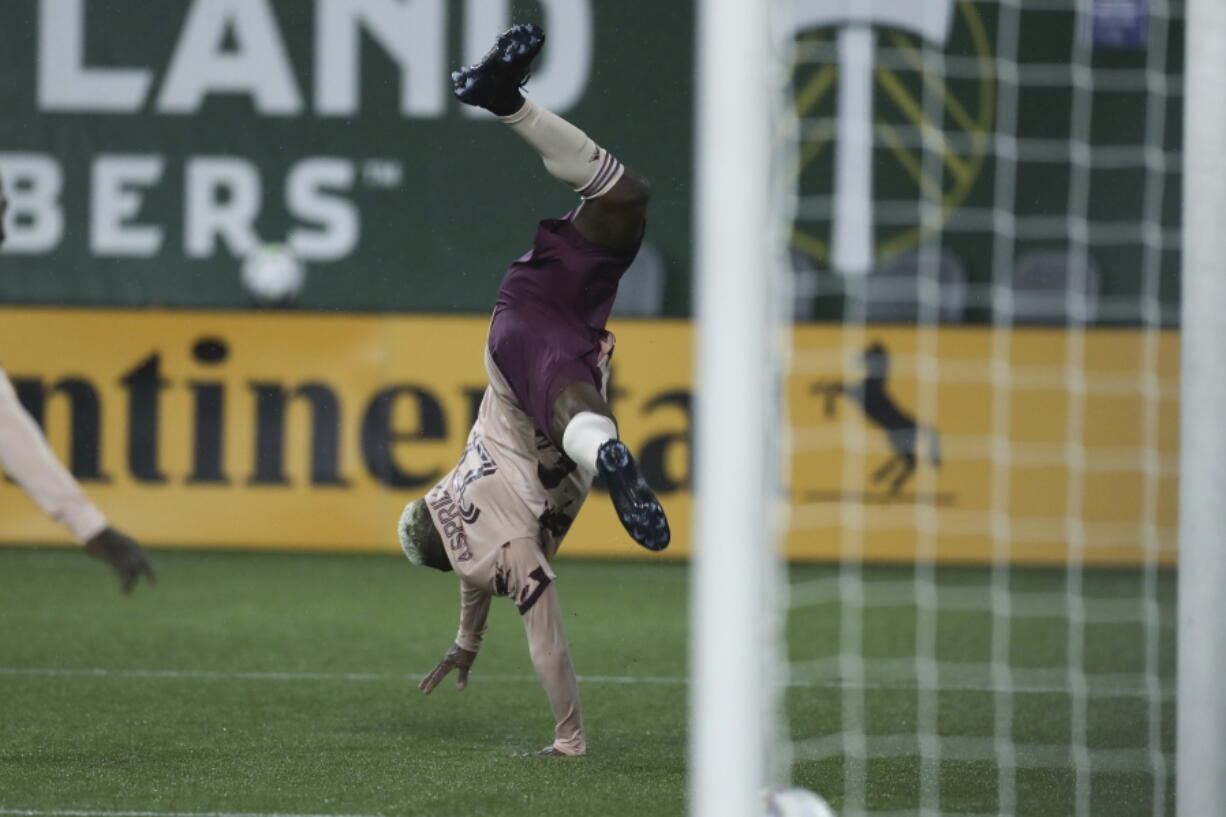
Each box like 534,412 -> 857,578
764,786 -> 837,817
241,243 -> 305,304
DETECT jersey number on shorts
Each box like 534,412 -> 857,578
516,566 -> 552,614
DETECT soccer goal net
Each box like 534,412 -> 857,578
691,0 -> 1223,815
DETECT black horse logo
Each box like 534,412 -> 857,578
812,342 -> 941,497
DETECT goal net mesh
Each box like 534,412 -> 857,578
774,2 -> 1181,814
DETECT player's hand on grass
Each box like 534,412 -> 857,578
85,527 -> 156,595
419,643 -> 477,694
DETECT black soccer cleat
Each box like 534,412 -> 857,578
451,24 -> 546,116
597,439 -> 670,552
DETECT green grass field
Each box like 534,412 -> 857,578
0,547 -> 1174,817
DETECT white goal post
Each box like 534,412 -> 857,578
690,2 -> 782,817
1176,0 -> 1226,814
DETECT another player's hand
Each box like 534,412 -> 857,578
419,643 -> 477,694
85,527 -> 156,594
512,745 -> 570,758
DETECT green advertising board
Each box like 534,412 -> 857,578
0,0 -> 695,314
0,1 -> 1183,323
784,1 -> 1184,325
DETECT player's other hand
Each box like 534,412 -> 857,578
419,643 -> 477,694
85,527 -> 156,594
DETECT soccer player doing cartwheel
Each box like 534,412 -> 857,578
397,25 -> 670,757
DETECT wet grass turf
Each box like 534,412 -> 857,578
0,548 -> 1174,816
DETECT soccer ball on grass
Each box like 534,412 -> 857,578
764,786 -> 837,817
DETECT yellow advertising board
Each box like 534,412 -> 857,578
0,308 -> 693,560
786,326 -> 1179,566
0,308 -> 1177,565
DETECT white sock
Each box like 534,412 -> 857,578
562,412 -> 617,475
499,99 -> 625,198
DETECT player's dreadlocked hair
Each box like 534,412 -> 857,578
398,499 -> 452,572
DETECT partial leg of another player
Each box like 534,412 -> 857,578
0,369 -> 156,592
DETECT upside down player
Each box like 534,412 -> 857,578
396,25 -> 670,756
0,174 -> 156,593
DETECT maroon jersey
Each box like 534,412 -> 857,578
488,214 -> 641,437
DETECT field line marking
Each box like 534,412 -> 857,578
0,811 -> 391,817
0,665 -> 1171,698
0,666 -> 678,685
